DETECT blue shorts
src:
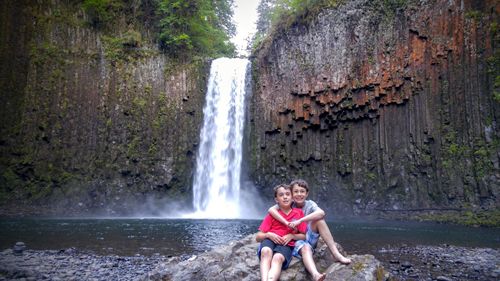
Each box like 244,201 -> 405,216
257,239 -> 294,269
292,225 -> 320,258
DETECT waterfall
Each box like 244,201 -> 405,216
189,58 -> 250,219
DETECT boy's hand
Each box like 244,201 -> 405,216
281,234 -> 294,246
288,219 -> 301,229
266,232 -> 284,245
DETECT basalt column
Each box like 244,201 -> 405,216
250,0 -> 499,217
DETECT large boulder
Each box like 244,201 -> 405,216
143,234 -> 388,281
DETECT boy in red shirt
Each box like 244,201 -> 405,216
256,184 -> 307,281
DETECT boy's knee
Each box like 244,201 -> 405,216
300,245 -> 312,255
272,253 -> 285,263
311,219 -> 327,230
261,247 -> 273,258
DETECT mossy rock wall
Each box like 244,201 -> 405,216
0,0 -> 209,215
250,0 -> 499,218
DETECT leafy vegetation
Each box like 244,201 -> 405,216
82,0 -> 236,59
82,0 -> 124,27
157,0 -> 235,58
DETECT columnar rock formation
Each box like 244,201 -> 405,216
250,0 -> 499,216
0,0 -> 208,214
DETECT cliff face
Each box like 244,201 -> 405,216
0,0 -> 208,215
250,0 -> 499,216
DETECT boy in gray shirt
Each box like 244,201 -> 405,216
269,179 -> 351,281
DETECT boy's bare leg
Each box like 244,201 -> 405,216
300,245 -> 326,281
267,253 -> 285,280
260,247 -> 273,281
311,219 -> 352,264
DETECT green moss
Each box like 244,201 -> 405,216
148,141 -> 158,156
30,42 -> 65,66
366,172 -> 377,180
471,140 -> 494,178
101,31 -> 148,64
351,262 -> 365,275
132,96 -> 147,111
127,136 -> 141,159
417,209 -> 500,227
375,266 -> 386,281
493,74 -> 500,103
121,29 -> 142,48
465,10 -> 482,21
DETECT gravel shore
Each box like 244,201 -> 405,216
376,244 -> 500,281
0,247 -> 173,281
0,244 -> 498,280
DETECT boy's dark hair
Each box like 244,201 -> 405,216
273,184 -> 291,197
290,179 -> 309,192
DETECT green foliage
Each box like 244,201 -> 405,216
81,0 -> 236,59
121,29 -> 143,47
494,71 -> 500,103
82,0 -> 124,27
157,0 -> 235,58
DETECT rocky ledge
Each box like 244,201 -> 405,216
144,234 -> 387,281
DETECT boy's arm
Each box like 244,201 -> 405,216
256,231 -> 284,245
289,207 -> 325,229
268,205 -> 289,227
281,232 -> 306,246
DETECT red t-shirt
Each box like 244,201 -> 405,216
258,207 -> 307,246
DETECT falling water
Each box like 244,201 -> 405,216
189,58 -> 250,218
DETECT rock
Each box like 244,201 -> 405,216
13,242 -> 26,255
144,234 -> 387,281
400,261 -> 412,269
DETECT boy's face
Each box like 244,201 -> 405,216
274,187 -> 292,208
291,184 -> 309,205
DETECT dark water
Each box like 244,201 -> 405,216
0,218 -> 498,257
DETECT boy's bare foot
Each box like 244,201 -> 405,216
313,273 -> 326,281
337,256 -> 351,264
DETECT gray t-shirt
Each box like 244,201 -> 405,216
273,200 -> 320,216
293,200 -> 319,216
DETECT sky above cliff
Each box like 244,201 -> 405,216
232,0 -> 259,56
